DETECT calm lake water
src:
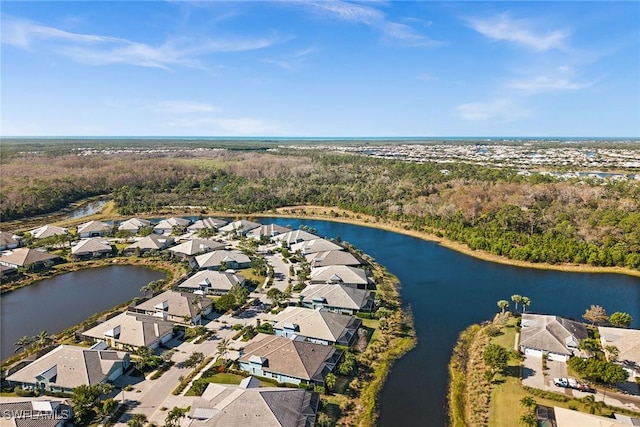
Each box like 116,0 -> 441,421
0,265 -> 165,360
264,217 -> 640,427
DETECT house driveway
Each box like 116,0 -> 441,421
521,354 -> 544,389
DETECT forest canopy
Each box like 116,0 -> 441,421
2,145 -> 639,269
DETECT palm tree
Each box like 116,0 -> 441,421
583,395 -> 603,414
126,413 -> 148,427
521,297 -> 531,313
519,412 -> 537,427
605,345 -> 620,362
497,300 -> 510,314
165,407 -> 186,427
511,294 -> 522,312
14,336 -> 34,353
216,338 -> 230,362
35,330 -> 52,349
519,396 -> 536,409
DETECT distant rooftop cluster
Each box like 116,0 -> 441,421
282,143 -> 640,176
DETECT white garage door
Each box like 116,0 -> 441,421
524,348 -> 543,357
547,352 -> 568,362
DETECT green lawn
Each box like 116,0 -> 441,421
361,318 -> 382,342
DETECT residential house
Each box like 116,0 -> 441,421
300,284 -> 373,315
270,307 -> 361,347
153,217 -> 191,234
187,378 -> 319,427
30,225 -> 68,239
245,224 -> 292,240
306,250 -> 361,268
133,290 -> 213,324
82,311 -> 174,351
71,238 -> 113,259
218,220 -> 262,236
598,326 -> 640,379
178,270 -> 246,295
168,239 -> 226,259
0,231 -> 20,250
0,248 -> 60,271
309,265 -> 369,288
290,238 -> 343,255
519,314 -> 589,362
0,400 -> 73,427
187,217 -> 228,233
123,235 -> 175,255
118,218 -> 151,233
0,264 -> 18,278
542,406 -> 631,427
194,250 -> 251,270
271,229 -> 319,245
77,220 -> 110,238
7,344 -> 130,394
238,334 -> 341,386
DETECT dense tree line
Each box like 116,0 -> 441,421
3,147 -> 639,269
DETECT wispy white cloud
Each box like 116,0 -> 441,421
262,46 -> 317,70
506,66 -> 596,94
147,101 -> 219,114
1,15 -> 286,69
456,98 -> 529,122
417,71 -> 437,81
295,1 -> 441,48
467,12 -> 568,51
382,22 -> 441,47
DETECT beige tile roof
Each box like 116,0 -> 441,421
153,217 -> 191,233
0,231 -> 19,247
135,290 -> 212,318
178,270 -> 245,293
306,250 -> 361,267
82,312 -> 173,348
194,250 -> 250,269
0,248 -> 58,268
246,224 -> 292,239
271,230 -> 319,245
300,284 -> 372,311
125,234 -> 174,251
188,218 -> 228,231
271,307 -> 359,344
118,218 -> 151,231
168,239 -> 226,256
219,220 -> 262,234
189,383 -> 318,427
290,239 -> 343,255
309,265 -> 368,286
71,238 -> 112,256
30,225 -> 68,239
77,220 -> 110,234
598,326 -> 640,370
7,345 -> 128,390
240,335 -> 336,381
553,406 -> 628,427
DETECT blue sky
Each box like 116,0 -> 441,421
1,1 -> 639,137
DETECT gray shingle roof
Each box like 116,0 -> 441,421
135,290 -> 213,318
0,248 -> 59,268
306,250 -> 361,267
520,314 -> 588,355
309,265 -> 368,286
271,307 -> 360,345
195,250 -> 250,269
82,312 -> 173,348
71,238 -> 112,256
300,284 -> 372,311
290,239 -> 343,255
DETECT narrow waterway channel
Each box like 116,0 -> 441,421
263,217 -> 640,426
0,265 -> 165,361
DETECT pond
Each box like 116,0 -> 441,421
0,265 -> 165,361
263,217 -> 640,426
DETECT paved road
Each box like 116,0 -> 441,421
264,253 -> 291,292
521,355 -> 640,412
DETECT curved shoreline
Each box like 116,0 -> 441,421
8,201 -> 640,279
258,205 -> 640,279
